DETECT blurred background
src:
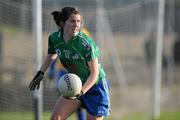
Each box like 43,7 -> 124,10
0,0 -> 180,120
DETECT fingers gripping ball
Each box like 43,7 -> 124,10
58,73 -> 82,98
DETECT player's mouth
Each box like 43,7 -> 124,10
72,28 -> 79,34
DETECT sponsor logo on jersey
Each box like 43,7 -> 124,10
56,49 -> 80,60
72,53 -> 80,60
63,50 -> 70,59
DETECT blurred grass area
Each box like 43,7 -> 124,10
0,111 -> 111,120
121,111 -> 180,120
158,111 -> 180,120
0,111 -> 180,120
0,112 -> 76,120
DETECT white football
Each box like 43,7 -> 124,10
58,73 -> 82,97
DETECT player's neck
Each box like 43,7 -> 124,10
63,33 -> 71,43
63,33 -> 77,43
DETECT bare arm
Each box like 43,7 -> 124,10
28,53 -> 57,90
39,53 -> 58,73
81,58 -> 99,94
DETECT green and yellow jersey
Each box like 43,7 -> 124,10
48,30 -> 105,84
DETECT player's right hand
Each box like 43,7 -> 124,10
64,90 -> 84,100
29,71 -> 44,91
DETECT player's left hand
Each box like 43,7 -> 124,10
64,90 -> 84,100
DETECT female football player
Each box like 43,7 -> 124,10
48,11 -> 93,120
29,6 -> 110,120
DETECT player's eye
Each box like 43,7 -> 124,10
70,19 -> 75,23
76,20 -> 81,23
69,20 -> 80,25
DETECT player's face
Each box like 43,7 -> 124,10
63,14 -> 81,37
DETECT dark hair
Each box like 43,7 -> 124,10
51,7 -> 80,27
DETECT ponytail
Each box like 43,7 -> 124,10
51,11 -> 61,27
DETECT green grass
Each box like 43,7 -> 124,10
0,111 -> 34,120
158,111 -> 180,120
121,112 -> 151,120
121,111 -> 180,120
0,111 -> 115,120
0,111 -> 180,120
0,112 -> 76,120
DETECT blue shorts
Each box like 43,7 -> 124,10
79,79 -> 110,116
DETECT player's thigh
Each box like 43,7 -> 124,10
51,96 -> 81,120
86,112 -> 104,120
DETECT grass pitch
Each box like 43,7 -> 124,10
0,111 -> 180,120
